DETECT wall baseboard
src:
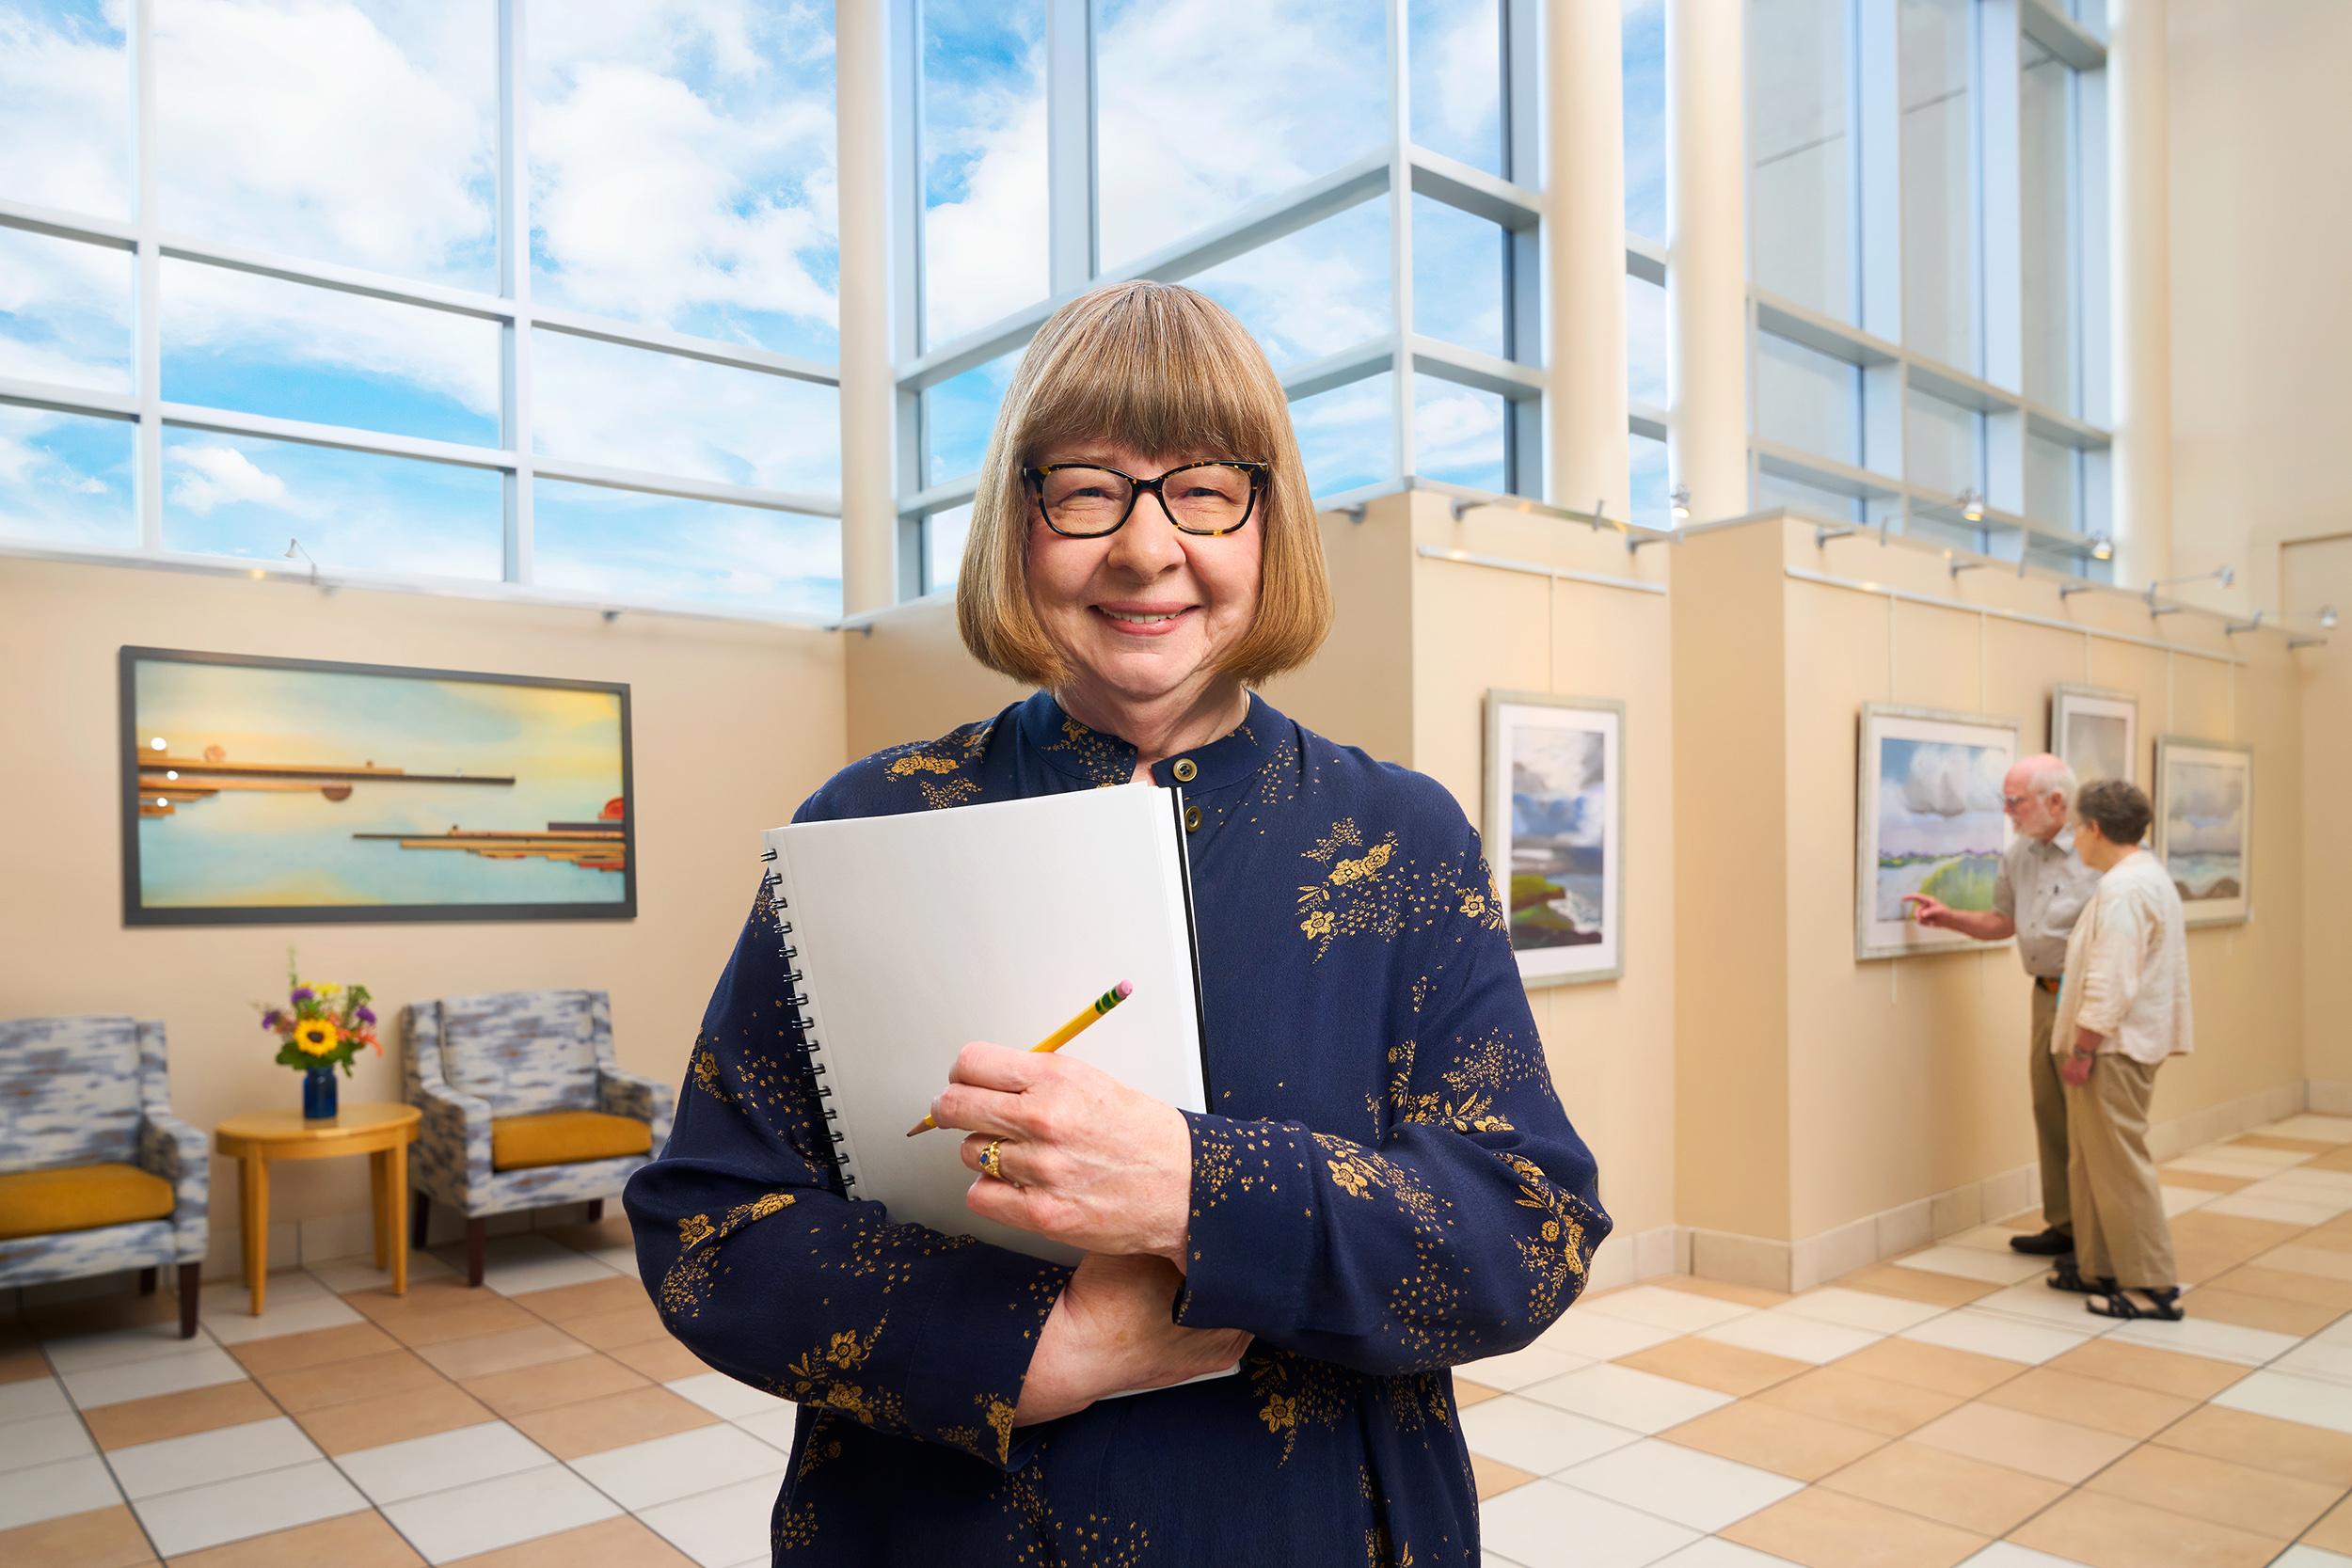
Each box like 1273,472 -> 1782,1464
2310,1080 -> 2352,1116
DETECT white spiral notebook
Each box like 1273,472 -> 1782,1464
758,783 -> 1212,1268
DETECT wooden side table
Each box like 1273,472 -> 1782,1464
215,1102 -> 422,1314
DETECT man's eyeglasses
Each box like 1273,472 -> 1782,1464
1025,461 -> 1269,538
2001,794 -> 2032,809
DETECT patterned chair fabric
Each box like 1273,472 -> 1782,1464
402,990 -> 674,1219
0,1017 -> 208,1290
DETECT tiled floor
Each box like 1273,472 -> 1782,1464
3,1117 -> 2351,1566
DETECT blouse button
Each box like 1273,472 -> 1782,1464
1184,804 -> 1203,833
1171,758 -> 1198,783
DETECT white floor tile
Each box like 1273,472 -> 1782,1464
1458,1341 -> 1592,1392
667,1371 -> 795,1421
734,1406 -> 803,1453
1696,1313 -> 1881,1367
1956,1545 -> 2093,1568
2158,1185 -> 2216,1216
1481,1480 -> 1699,1568
59,1344 -> 245,1409
2210,1369 -> 2352,1434
2106,1313 -> 2300,1368
1965,1280 -> 2129,1333
1940,1225 -> 2028,1254
2198,1145 -> 2312,1168
2263,1167 -> 2352,1195
1461,1395 -> 1642,1474
1898,1307 -> 2090,1365
39,1319 -> 214,1374
381,1465 -> 619,1564
0,1411 -> 94,1473
635,1469 -> 791,1568
1653,1542 -> 1804,1567
305,1251 -> 457,1296
580,1243 -> 640,1276
1556,1437 -> 1803,1532
0,1376 -> 69,1424
1890,1246 -> 2044,1285
1518,1363 -> 1734,1434
1577,1286 -> 1757,1334
2264,1115 -> 2352,1143
2272,1548 -> 2352,1568
132,1458 -> 365,1557
1535,1311 -> 1684,1361
2163,1154 -> 2298,1180
1772,1287 -> 1946,1334
568,1422 -> 793,1511
486,1253 -> 624,1298
338,1419 -> 548,1505
2200,1194 -> 2345,1226
106,1415 -> 321,1499
0,1453 -> 119,1529
2275,1340 -> 2352,1388
202,1292 -> 366,1345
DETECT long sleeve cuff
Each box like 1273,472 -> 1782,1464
899,1239 -> 1072,1471
1169,1112 -> 1318,1338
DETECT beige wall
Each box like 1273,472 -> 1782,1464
2288,534 -> 2352,1093
0,558 -> 846,1276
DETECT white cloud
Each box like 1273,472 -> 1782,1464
1901,742 -> 2007,817
168,442 -> 292,515
0,3 -> 134,219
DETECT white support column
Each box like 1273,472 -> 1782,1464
1543,0 -> 1629,518
498,0 -> 534,584
2106,0 -> 2169,587
130,0 -> 162,552
1666,0 -> 1747,522
1045,0 -> 1095,296
838,0 -> 897,613
1386,0 -> 1415,480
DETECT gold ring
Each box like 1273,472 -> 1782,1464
978,1139 -> 1005,1180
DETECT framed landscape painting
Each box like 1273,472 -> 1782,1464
120,647 -> 635,926
1856,705 -> 2019,960
2155,737 -> 2251,927
2052,685 -> 2138,789
1485,691 -> 1624,987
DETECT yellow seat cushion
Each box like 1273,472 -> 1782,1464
0,1163 -> 175,1241
491,1110 -> 652,1172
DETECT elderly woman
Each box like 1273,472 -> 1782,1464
2047,778 -> 2193,1322
626,280 -> 1607,1565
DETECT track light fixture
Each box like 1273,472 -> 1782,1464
1669,483 -> 1691,521
1957,487 -> 1984,523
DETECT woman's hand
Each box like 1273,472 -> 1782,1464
1012,1252 -> 1251,1426
929,1040 -> 1194,1260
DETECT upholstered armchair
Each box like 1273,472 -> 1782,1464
401,990 -> 673,1286
0,1017 -> 208,1335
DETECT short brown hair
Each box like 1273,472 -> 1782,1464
2076,778 -> 2153,846
954,281 -> 1333,689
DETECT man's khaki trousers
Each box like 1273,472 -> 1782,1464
2029,983 -> 2071,1237
2063,1053 -> 2177,1290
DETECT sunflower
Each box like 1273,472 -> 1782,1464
292,1019 -> 341,1056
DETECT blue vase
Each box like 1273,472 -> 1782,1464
302,1065 -> 339,1121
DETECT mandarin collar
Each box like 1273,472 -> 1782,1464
1018,689 -> 1280,791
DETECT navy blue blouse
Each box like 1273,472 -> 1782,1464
626,689 -> 1609,1565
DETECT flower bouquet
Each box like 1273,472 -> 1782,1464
258,951 -> 380,1120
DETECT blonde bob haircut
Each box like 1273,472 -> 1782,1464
956,280 -> 1333,690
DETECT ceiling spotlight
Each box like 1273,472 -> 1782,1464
2090,534 -> 2113,561
2322,606 -> 2340,631
1957,487 -> 1984,524
149,736 -> 167,752
2217,564 -> 2235,589
1669,483 -> 1692,521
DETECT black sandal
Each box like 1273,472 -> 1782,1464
2045,1262 -> 2114,1295
2086,1286 -> 2185,1321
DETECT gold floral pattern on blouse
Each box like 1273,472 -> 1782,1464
1497,1149 -> 1594,1322
1247,1347 -> 1357,1465
876,719 -> 993,809
657,1189 -> 798,1319
999,1462 -> 1154,1567
1295,819 -> 1508,960
1042,714 -> 1133,787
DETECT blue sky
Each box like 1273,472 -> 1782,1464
2,0 -> 1680,605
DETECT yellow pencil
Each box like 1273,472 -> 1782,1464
904,980 -> 1133,1136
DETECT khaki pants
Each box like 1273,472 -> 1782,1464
2029,983 -> 2071,1236
2064,1053 -> 2176,1290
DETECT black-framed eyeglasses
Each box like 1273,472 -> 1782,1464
1025,460 -> 1269,538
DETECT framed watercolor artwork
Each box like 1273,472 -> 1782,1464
1855,704 -> 2018,960
2154,736 -> 2251,927
2051,685 -> 2138,790
1484,691 -> 1625,987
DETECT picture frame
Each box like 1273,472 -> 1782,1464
1855,704 -> 2020,961
2154,736 -> 2252,927
1483,691 -> 1625,988
2050,684 -> 2139,790
120,646 -> 636,926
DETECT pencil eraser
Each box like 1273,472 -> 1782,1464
1115,980 -> 1133,999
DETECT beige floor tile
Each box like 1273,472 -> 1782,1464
2184,1286 -> 2345,1336
255,1350 -> 444,1414
2152,1404 -> 2352,1488
2010,1490 -> 2287,1568
1817,1439 -> 2067,1536
2043,1338 -> 2249,1401
346,1284 -> 539,1347
1471,1452 -> 1537,1500
2260,1244 -> 2352,1283
293,1379 -> 493,1457
1660,1401 -> 1885,1481
533,1214 -> 636,1252
1827,1338 -> 2022,1399
1719,1485 -> 1987,1568
460,1354 -> 648,1418
548,1303 -> 666,1352
1654,1275 -> 1796,1309
162,1508 -> 421,1567
602,1337 -> 706,1383
507,1386 -> 716,1460
1830,1265 -> 1998,1309
2170,1213 -> 2309,1283
0,1345 -> 53,1384
2305,1494 -> 2352,1554
1977,1365 -> 2196,1438
0,1504 -> 155,1567
1909,1400 -> 2134,1484
1616,1336 -> 1812,1396
1754,1367 -> 1965,1437
2312,1147 -> 2352,1174
2157,1169 -> 2257,1193
2204,1263 -> 2352,1309
1453,1379 -> 1501,1408
416,1325 -> 593,1382
424,1514 -> 695,1568
2085,1440 -> 2343,1539
81,1381 -> 281,1451
223,1323 -> 398,1378
2230,1135 -> 2338,1154
506,1277 -> 647,1324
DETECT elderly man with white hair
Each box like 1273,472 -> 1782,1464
1905,752 -> 2099,1260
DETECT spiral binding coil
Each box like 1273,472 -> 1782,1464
760,847 -> 856,1193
